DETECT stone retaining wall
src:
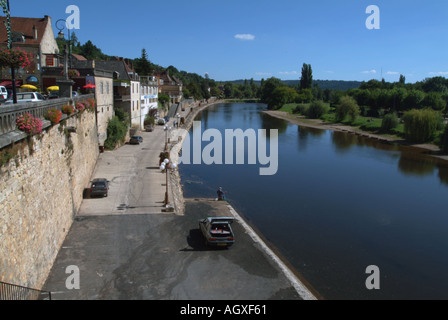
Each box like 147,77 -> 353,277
0,110 -> 99,290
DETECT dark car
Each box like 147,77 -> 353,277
145,125 -> 154,132
130,136 -> 143,145
48,91 -> 59,99
164,116 -> 170,123
199,217 -> 235,248
90,178 -> 109,197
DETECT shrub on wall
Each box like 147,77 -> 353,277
84,98 -> 96,112
62,104 -> 75,115
75,101 -> 85,113
104,116 -> 128,150
16,113 -> 43,135
45,108 -> 62,124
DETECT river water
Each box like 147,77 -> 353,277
178,103 -> 448,300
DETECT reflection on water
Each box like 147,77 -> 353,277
180,103 -> 448,299
331,130 -> 448,183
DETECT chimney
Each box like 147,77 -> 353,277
33,25 -> 37,40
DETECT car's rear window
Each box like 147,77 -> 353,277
92,182 -> 106,187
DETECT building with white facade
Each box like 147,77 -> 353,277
139,76 -> 159,128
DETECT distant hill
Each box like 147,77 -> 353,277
228,79 -> 362,91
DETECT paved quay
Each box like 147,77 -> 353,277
43,101 -> 318,300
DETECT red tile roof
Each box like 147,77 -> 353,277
0,16 -> 50,46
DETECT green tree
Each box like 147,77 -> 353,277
269,86 -> 299,110
223,82 -> 234,99
336,96 -> 360,122
134,48 -> 153,76
296,88 -> 313,103
158,93 -> 170,106
423,92 -> 447,111
440,125 -> 448,154
260,77 -> 284,104
404,90 -> 425,110
381,113 -> 399,132
403,108 -> 442,142
307,100 -> 329,119
300,63 -> 313,90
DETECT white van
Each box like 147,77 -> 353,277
4,92 -> 45,104
0,86 -> 8,102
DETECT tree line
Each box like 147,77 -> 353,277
257,63 -> 448,151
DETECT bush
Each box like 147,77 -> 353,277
75,101 -> 85,112
336,96 -> 360,122
292,104 -> 309,115
45,108 -> 62,124
62,104 -> 75,115
307,100 -> 329,119
381,113 -> 399,132
403,109 -> 442,143
144,114 -> 155,126
440,126 -> 448,154
16,113 -> 43,135
104,116 -> 128,150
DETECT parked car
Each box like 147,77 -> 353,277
0,86 -> 8,103
157,118 -> 166,125
145,125 -> 154,132
4,92 -> 45,104
90,178 -> 109,197
164,116 -> 170,123
48,91 -> 59,99
199,217 -> 235,248
130,136 -> 143,145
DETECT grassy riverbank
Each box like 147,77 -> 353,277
276,102 -> 448,150
266,108 -> 448,163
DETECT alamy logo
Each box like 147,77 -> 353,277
179,121 -> 279,176
65,265 -> 80,290
365,5 -> 380,30
66,5 -> 80,30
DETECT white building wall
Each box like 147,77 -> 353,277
130,80 -> 141,128
140,82 -> 158,128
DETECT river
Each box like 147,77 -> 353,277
178,102 -> 448,300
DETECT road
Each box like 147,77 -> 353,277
43,104 -> 315,300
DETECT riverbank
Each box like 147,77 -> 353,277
166,99 -> 225,216
264,110 -> 448,163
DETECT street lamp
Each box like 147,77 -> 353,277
163,125 -> 172,149
55,19 -> 72,69
160,158 -> 177,206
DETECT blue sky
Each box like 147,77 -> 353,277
10,0 -> 448,83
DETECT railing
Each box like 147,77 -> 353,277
0,94 -> 95,136
0,281 -> 52,300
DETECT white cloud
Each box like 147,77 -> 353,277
234,34 -> 255,41
429,71 -> 448,76
278,71 -> 298,75
255,72 -> 271,77
386,71 -> 400,75
361,69 -> 377,74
